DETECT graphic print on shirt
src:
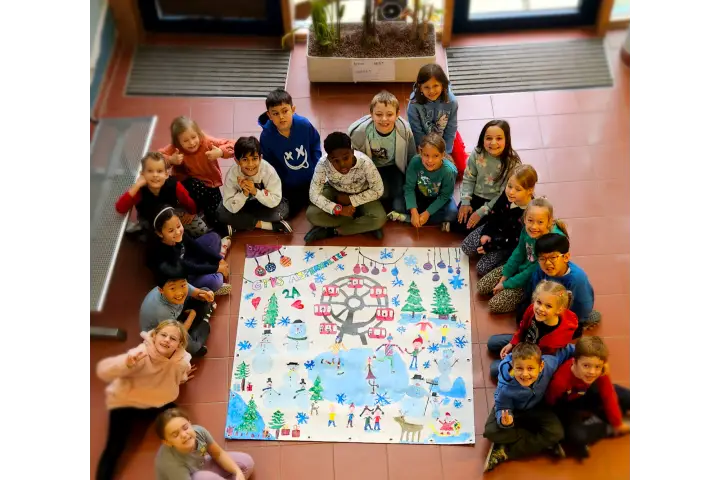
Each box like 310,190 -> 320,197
370,144 -> 389,164
421,109 -> 450,135
525,242 -> 535,263
283,145 -> 310,171
524,320 -> 540,345
416,172 -> 441,197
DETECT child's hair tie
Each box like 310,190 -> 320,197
153,206 -> 174,229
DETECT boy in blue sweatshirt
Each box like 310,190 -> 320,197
517,233 -> 601,336
258,88 -> 322,218
483,342 -> 575,472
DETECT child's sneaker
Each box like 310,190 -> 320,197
227,225 -> 234,237
582,310 -> 602,332
215,283 -> 232,296
386,211 -> 407,222
371,229 -> 383,239
304,226 -> 337,243
484,443 -> 508,472
441,222 -> 451,232
193,346 -> 208,358
220,236 -> 232,258
272,220 -> 293,233
125,220 -> 143,233
549,443 -> 566,459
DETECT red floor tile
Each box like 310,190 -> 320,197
91,29 -> 630,480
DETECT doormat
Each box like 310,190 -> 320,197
226,245 -> 476,445
125,46 -> 290,98
446,38 -> 613,96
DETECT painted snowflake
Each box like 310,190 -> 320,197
304,360 -> 315,370
336,264 -> 345,271
453,400 -> 463,409
237,340 -> 252,351
412,266 -> 423,275
391,278 -> 404,288
458,321 -> 467,330
279,316 -> 291,327
423,361 -> 431,369
314,273 -> 326,284
404,255 -> 418,267
375,392 -> 391,406
380,248 -> 393,260
397,326 -> 407,334
428,343 -> 440,354
454,336 -> 469,349
336,393 -> 347,405
296,412 -> 309,425
244,317 -> 257,328
391,295 -> 400,307
243,292 -> 255,300
303,251 -> 315,263
449,274 -> 466,290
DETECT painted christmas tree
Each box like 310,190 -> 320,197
263,293 -> 279,328
269,410 -> 286,439
239,395 -> 260,433
401,281 -> 426,318
234,361 -> 249,391
431,283 -> 456,319
309,375 -> 324,402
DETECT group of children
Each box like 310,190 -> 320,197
95,62 -> 628,478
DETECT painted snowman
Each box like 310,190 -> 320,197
436,346 -> 457,392
286,319 -> 310,352
401,373 -> 429,417
252,329 -> 277,374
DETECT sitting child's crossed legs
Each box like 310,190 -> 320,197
476,266 -> 525,313
484,406 -> 564,460
191,451 -> 255,479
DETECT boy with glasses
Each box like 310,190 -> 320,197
517,233 -> 600,336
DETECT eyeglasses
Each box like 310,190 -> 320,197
538,254 -> 562,264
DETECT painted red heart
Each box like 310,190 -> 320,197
291,300 -> 304,309
251,297 -> 261,310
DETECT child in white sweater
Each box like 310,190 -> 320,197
304,132 -> 386,242
216,136 -> 292,234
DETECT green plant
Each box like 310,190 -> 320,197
282,0 -> 344,50
361,0 -> 379,46
402,0 -> 442,44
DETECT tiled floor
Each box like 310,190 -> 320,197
90,30 -> 630,479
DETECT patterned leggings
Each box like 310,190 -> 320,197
461,225 -> 513,277
183,178 -> 223,229
476,265 -> 526,314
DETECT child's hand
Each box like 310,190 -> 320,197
500,410 -> 514,426
245,182 -> 257,196
218,259 -> 230,278
125,351 -> 147,368
500,343 -> 513,359
206,145 -> 223,161
336,192 -> 351,206
613,422 -> 630,436
339,205 -> 355,217
418,211 -> 430,226
466,211 -> 482,229
180,213 -> 194,225
477,235 -> 491,254
134,176 -> 147,188
196,289 -> 215,303
184,309 -> 197,322
410,211 -> 422,228
170,149 -> 184,165
185,364 -> 197,381
492,280 -> 505,295
458,205 -> 473,223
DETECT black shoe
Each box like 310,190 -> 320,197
371,229 -> 383,239
304,226 -> 336,243
193,346 -> 208,358
549,443 -> 566,459
578,444 -> 590,459
272,220 -> 293,233
484,443 -> 508,472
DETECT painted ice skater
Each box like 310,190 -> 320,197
404,336 -> 425,371
374,335 -> 402,373
347,403 -> 355,427
322,335 -> 348,375
440,324 -> 449,344
415,316 -> 433,341
328,403 -> 337,427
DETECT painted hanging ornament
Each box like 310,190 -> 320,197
432,249 -> 440,282
361,259 -> 369,274
437,249 -> 446,269
454,248 -> 461,275
423,250 -> 433,270
371,262 -> 380,275
254,258 -> 267,277
447,248 -> 454,274
279,248 -> 292,268
265,254 -> 276,273
353,251 -> 362,274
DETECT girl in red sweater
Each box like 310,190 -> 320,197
159,116 -> 234,231
486,280 -> 578,379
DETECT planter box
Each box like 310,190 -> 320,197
306,36 -> 436,83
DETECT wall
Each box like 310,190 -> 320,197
91,0 -> 116,112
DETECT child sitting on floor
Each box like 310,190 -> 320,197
518,233 -> 601,334
140,267 -> 216,358
477,197 -> 568,314
154,408 -> 255,480
483,342 -> 575,472
147,206 -> 231,296
216,136 -> 292,234
386,132 -> 458,232
115,151 -> 209,238
304,131 -> 386,242
159,116 -> 234,231
546,336 -> 630,459
486,280 -> 578,379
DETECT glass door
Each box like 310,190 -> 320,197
453,0 -> 603,33
138,0 -> 285,36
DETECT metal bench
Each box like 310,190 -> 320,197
91,116 -> 157,340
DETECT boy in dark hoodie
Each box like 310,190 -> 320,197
258,88 -> 322,218
483,342 -> 575,472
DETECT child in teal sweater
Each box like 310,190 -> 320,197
477,197 -> 568,314
387,132 -> 458,231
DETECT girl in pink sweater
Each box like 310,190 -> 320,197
95,320 -> 195,480
159,116 -> 234,231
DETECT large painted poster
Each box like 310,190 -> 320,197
226,245 -> 475,445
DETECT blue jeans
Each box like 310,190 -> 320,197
394,189 -> 459,225
487,334 -> 514,379
409,356 -> 418,370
